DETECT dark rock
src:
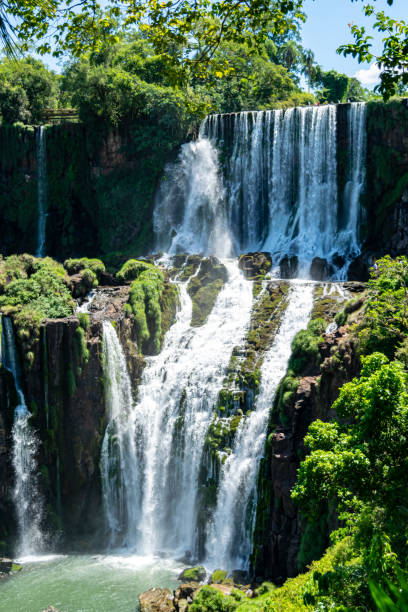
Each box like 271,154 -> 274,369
139,588 -> 175,612
310,257 -> 333,281
347,254 -> 371,281
238,252 -> 272,280
0,559 -> 12,574
279,256 -> 298,279
228,569 -> 249,586
252,325 -> 361,581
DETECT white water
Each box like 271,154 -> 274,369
36,126 -> 47,258
154,135 -> 233,257
1,316 -> 45,556
337,102 -> 367,273
101,321 -> 139,546
101,261 -> 253,558
206,281 -> 314,570
154,104 -> 366,277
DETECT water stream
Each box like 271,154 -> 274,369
206,281 -> 315,570
1,316 -> 45,556
35,126 -> 47,258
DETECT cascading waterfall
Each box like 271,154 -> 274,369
36,126 -> 47,258
153,134 -> 233,257
205,282 -> 314,570
337,102 -> 367,267
100,321 -> 138,546
101,261 -> 253,557
154,104 -> 366,277
1,316 -> 45,556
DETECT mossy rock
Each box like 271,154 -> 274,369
238,252 -> 272,280
178,565 -> 207,582
210,569 -> 228,584
187,257 -> 228,327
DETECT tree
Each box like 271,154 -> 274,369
338,1 -> 408,100
292,352 -> 408,583
359,255 -> 408,357
0,57 -> 58,123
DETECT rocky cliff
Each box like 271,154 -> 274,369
251,283 -> 366,580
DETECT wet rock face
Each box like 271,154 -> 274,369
0,283 -> 145,553
139,588 -> 176,612
252,323 -> 361,581
310,258 -> 333,281
238,252 -> 272,280
279,256 -> 298,279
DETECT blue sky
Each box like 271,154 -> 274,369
301,0 -> 406,86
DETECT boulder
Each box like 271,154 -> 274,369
309,257 -> 333,281
174,583 -> 201,610
178,565 -> 206,582
0,558 -> 12,574
228,569 -> 249,586
238,252 -> 272,279
279,256 -> 298,279
209,569 -> 228,584
139,587 -> 175,612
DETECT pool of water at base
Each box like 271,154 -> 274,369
0,553 -> 183,612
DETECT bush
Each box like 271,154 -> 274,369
189,586 -> 239,612
0,255 -> 74,362
64,257 -> 105,280
116,259 -> 151,283
288,318 -> 326,375
127,264 -> 165,353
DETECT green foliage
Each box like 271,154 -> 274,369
190,586 -> 241,612
292,351 -> 408,606
64,257 -> 105,280
288,318 -> 325,375
359,256 -> 408,357
78,312 -> 90,330
0,57 -> 59,125
338,3 -> 408,100
196,40 -> 314,113
116,259 -> 151,282
128,263 -> 164,353
0,255 -> 74,362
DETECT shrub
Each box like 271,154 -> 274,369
64,257 -> 105,280
127,264 -> 165,353
116,259 -> 151,283
288,318 -> 326,375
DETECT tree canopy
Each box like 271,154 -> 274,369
0,0 -> 405,99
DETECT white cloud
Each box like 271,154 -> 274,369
354,63 -> 381,87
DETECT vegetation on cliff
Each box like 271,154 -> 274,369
0,254 -> 74,364
118,258 -> 178,354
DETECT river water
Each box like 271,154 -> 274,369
0,554 -> 182,611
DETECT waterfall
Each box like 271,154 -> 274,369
337,102 -> 367,272
1,316 -> 45,556
154,104 -> 367,277
206,281 -> 315,570
36,126 -> 47,258
154,135 -> 233,257
100,321 -> 138,545
101,261 -> 253,557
